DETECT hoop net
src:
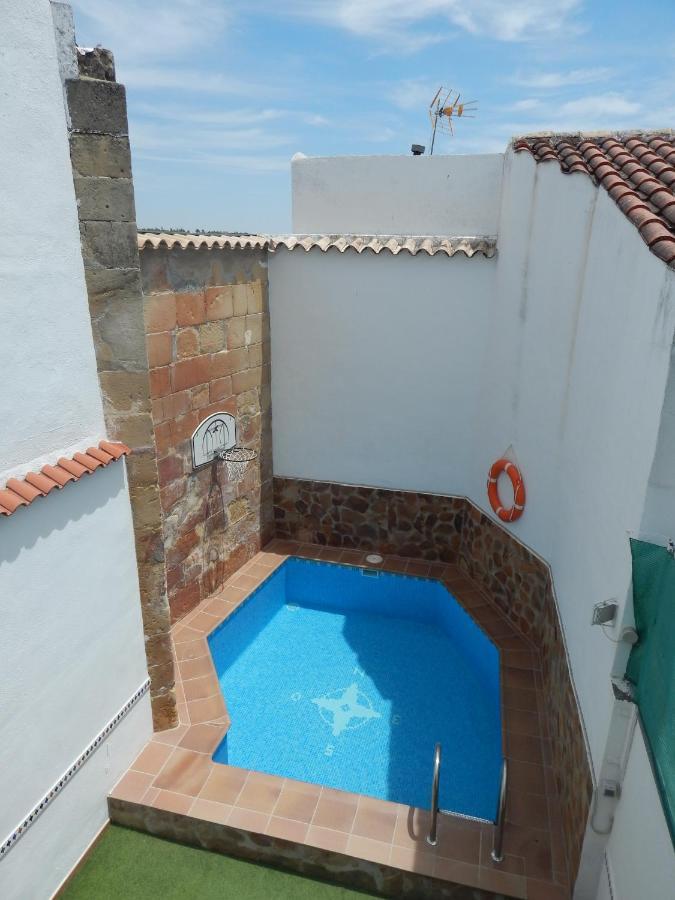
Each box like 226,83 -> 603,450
221,446 -> 256,483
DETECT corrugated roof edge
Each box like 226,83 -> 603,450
0,440 -> 130,516
137,232 -> 497,259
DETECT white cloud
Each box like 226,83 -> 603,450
390,79 -> 439,111
71,0 -> 229,62
509,98 -> 542,112
512,67 -> 613,89
280,0 -> 584,51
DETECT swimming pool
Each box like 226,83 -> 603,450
208,558 -> 503,821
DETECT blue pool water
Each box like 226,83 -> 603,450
209,558 -> 503,821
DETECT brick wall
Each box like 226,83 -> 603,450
140,247 -> 274,622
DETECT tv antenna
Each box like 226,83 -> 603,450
428,87 -> 477,155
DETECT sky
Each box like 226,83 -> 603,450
71,0 -> 675,234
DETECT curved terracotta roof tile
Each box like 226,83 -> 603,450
0,441 -> 130,517
137,231 -> 497,259
513,131 -> 675,269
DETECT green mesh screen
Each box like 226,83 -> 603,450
627,538 -> 675,842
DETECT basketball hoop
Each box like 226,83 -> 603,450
219,446 -> 256,483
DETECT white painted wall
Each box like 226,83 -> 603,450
269,247 -> 496,493
600,726 -> 675,900
0,0 -> 106,475
270,147 -> 675,897
291,154 -> 504,236
0,4 -> 152,896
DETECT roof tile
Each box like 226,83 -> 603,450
137,232 -> 497,259
514,131 -> 675,268
0,441 -> 130,517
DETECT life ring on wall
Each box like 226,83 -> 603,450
487,459 -> 526,522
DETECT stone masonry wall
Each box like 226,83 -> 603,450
140,246 -> 274,622
66,59 -> 176,729
274,476 -> 592,886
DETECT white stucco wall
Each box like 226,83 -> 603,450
269,247 -> 496,492
291,154 -> 504,236
0,4 -> 152,896
270,147 -> 675,897
0,0 -> 106,476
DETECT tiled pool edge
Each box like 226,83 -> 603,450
109,542 -> 570,900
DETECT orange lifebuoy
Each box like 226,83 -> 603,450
487,459 -> 526,522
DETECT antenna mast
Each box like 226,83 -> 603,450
428,87 -> 477,155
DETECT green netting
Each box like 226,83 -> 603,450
626,538 -> 675,843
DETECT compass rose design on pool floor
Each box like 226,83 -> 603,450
312,683 -> 381,737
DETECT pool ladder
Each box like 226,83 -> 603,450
426,742 -> 508,863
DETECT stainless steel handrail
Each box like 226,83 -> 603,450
491,759 -> 508,863
426,743 -> 442,846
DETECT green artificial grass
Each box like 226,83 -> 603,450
62,825 -> 379,899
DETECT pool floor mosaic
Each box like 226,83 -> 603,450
109,541 -> 570,900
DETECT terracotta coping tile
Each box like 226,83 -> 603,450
110,769 -> 154,803
514,132 -> 675,269
479,866 -> 528,898
311,791 -> 359,833
151,790 -> 194,815
227,806 -> 270,833
189,797 -> 233,825
178,723 -> 226,754
186,693 -> 226,724
389,845 -> 436,877
433,858 -> 481,888
153,747 -> 212,796
305,825 -> 350,854
0,440 -> 130,516
265,816 -> 310,843
199,765 -> 248,805
235,774 -> 284,813
131,741 -> 175,775
272,787 -> 320,824
346,834 -> 391,866
352,798 -> 398,843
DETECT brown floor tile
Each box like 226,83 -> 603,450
202,597 -> 235,620
318,547 -> 343,562
153,748 -> 212,796
381,557 -> 408,573
178,723 -> 226,754
452,588 -> 487,609
498,634 -> 531,651
178,655 -> 214,681
189,797 -> 233,825
389,845 -> 436,877
131,741 -> 174,775
507,732 -> 544,765
503,649 -> 538,670
312,792 -> 359,832
183,674 -> 220,702
406,561 -> 431,576
235,774 -> 283,813
503,824 -> 553,880
339,550 -> 365,566
110,770 -> 154,802
347,834 -> 391,865
433,858 -> 481,888
217,585 -> 249,604
152,790 -> 194,815
393,806 -> 430,849
503,684 -> 540,713
265,816 -> 309,843
151,724 -> 190,746
504,667 -> 538,691
227,806 -> 269,833
199,765 -> 248,804
507,791 -> 550,830
230,573 -> 263,591
479,824 -> 526,875
172,624 -> 203,644
141,786 -> 160,805
508,760 -> 548,796
187,693 -> 226,724
351,798 -> 398,843
264,539 -> 297,554
527,878 -> 571,900
188,611 -> 220,635
272,787 -> 320,823
435,818 -> 481,864
504,707 -> 541,738
175,638 -> 208,661
306,825 -> 350,854
479,866 -> 528,898
246,562 -> 276,580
